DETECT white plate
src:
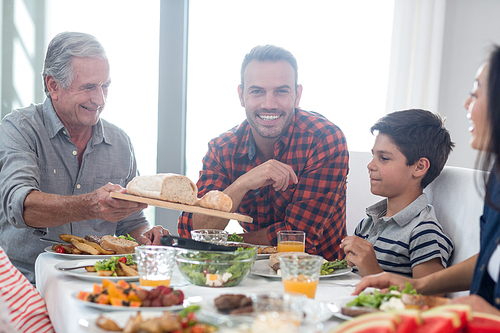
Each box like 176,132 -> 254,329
79,310 -> 216,333
250,259 -> 353,278
201,294 -> 333,323
44,246 -> 134,259
328,296 -> 357,321
54,259 -> 139,282
72,290 -> 199,312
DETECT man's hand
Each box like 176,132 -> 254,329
340,236 -> 383,277
135,225 -> 170,245
87,183 -> 147,222
233,159 -> 298,193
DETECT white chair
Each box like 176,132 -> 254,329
424,165 -> 487,297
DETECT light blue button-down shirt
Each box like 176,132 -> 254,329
0,98 -> 149,283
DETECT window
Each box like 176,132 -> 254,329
186,0 -> 395,182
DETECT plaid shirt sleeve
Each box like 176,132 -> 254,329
266,125 -> 348,260
177,135 -> 234,237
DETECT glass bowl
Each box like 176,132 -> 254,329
190,229 -> 229,245
175,242 -> 257,287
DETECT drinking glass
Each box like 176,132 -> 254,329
190,229 -> 229,245
277,230 -> 305,252
278,254 -> 323,299
135,246 -> 176,287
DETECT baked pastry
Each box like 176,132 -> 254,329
126,173 -> 198,206
198,190 -> 233,212
269,252 -> 311,272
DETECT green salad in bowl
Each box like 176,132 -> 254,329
175,243 -> 257,287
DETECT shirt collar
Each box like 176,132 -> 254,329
366,193 -> 429,227
42,98 -> 108,145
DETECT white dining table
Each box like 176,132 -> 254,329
35,252 -> 361,333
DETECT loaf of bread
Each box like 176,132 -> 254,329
100,235 -> 139,254
126,173 -> 198,206
198,190 -> 233,212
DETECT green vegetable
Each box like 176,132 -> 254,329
94,255 -> 136,277
320,259 -> 348,275
118,234 -> 136,242
347,283 -> 419,308
179,305 -> 201,318
177,247 -> 256,287
227,233 -> 243,242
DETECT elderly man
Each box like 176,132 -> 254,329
178,45 -> 349,261
0,32 -> 166,283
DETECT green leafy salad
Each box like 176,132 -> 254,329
176,247 -> 256,287
320,259 -> 348,275
117,234 -> 137,242
347,282 -> 418,308
94,254 -> 135,277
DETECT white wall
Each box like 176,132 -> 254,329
438,0 -> 500,169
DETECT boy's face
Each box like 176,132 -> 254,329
368,134 -> 418,199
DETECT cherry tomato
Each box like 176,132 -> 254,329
56,246 -> 66,254
118,257 -> 127,263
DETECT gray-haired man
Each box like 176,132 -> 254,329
0,32 -> 167,283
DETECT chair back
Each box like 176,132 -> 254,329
424,166 -> 487,297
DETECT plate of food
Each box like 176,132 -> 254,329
201,293 -> 333,322
257,246 -> 278,259
74,278 -> 197,312
250,256 -> 352,279
78,305 -> 217,332
44,233 -> 138,258
54,255 -> 139,282
329,283 -> 451,320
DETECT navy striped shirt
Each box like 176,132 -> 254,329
354,193 -> 454,277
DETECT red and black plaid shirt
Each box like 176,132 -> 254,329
178,109 -> 348,260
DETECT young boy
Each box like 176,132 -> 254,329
340,109 -> 455,278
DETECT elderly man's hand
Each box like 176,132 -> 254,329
88,183 -> 147,222
135,225 -> 171,245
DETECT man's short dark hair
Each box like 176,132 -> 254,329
371,109 -> 455,188
240,45 -> 298,90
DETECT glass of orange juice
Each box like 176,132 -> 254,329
277,230 -> 305,252
278,254 -> 323,299
135,246 -> 176,287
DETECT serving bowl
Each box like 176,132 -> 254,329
175,242 -> 257,287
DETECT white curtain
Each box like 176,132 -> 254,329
386,0 -> 447,114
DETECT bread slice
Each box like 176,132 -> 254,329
100,235 -> 139,254
126,173 -> 198,206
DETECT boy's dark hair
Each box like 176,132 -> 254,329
371,109 -> 455,188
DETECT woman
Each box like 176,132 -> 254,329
353,45 -> 500,315
0,246 -> 54,333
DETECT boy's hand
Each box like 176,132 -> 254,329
340,236 -> 383,277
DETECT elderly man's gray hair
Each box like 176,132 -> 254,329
42,32 -> 107,97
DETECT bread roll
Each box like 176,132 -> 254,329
198,190 -> 233,212
126,173 -> 198,206
269,252 -> 311,272
100,235 -> 139,254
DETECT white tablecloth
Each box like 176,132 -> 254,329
35,252 -> 360,333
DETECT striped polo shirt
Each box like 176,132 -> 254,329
354,193 -> 454,277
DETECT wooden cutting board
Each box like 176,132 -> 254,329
110,192 -> 253,223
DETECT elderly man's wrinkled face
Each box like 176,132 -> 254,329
238,60 -> 302,143
49,57 -> 110,132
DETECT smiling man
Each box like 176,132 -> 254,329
0,32 -> 168,284
178,45 -> 349,261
